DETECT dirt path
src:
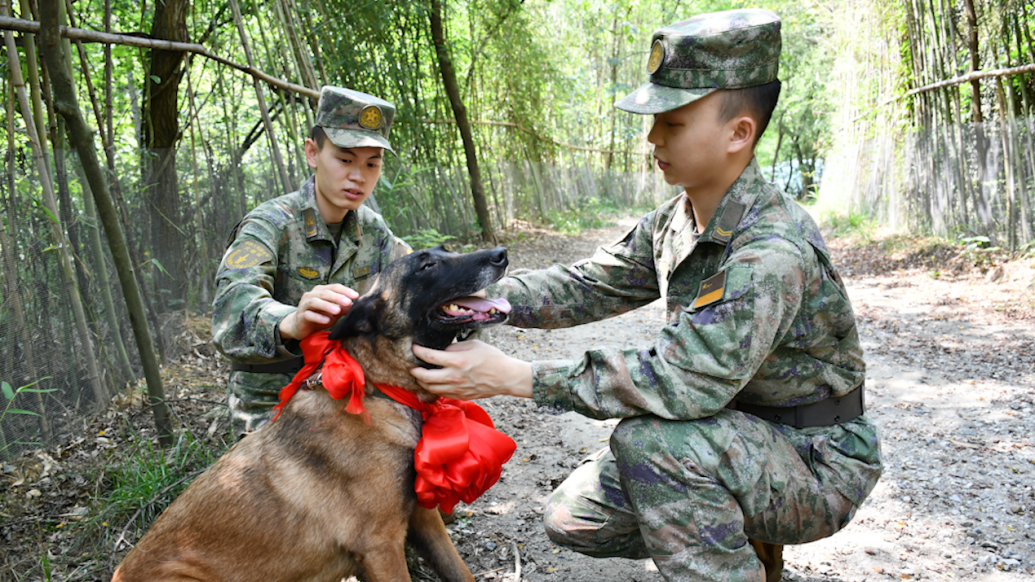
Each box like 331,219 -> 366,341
443,218 -> 1035,581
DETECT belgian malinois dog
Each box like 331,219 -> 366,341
113,246 -> 512,582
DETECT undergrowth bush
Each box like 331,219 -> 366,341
546,197 -> 653,236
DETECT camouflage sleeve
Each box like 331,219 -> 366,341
211,219 -> 299,363
487,213 -> 660,329
531,239 -> 806,420
389,234 -> 413,261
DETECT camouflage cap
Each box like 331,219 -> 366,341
314,86 -> 396,152
615,9 -> 781,115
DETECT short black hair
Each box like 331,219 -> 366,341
309,126 -> 328,149
716,80 -> 782,144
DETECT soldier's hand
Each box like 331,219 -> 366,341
410,340 -> 533,400
279,284 -> 359,340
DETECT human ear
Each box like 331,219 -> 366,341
728,115 -> 756,154
304,138 -> 320,170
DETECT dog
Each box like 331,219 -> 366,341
113,246 -> 512,582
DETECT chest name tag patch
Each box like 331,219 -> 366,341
693,270 -> 727,310
352,265 -> 372,279
225,240 -> 274,269
297,267 -> 320,279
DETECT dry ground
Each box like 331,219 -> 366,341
2,216 -> 1034,581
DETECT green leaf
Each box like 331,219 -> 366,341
150,75 -> 161,84
151,258 -> 170,276
36,203 -> 58,224
1,381 -> 12,400
6,409 -> 40,416
18,388 -> 57,394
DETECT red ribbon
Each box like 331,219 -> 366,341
274,331 -> 516,513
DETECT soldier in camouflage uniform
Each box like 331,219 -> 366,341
212,86 -> 411,438
411,9 -> 882,582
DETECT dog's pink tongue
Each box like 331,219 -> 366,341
451,297 -> 511,314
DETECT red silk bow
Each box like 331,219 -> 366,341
272,331 -> 367,423
274,331 -> 516,513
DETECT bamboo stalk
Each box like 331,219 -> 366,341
37,0 -> 174,445
227,0 -> 291,194
61,9 -> 135,385
3,0 -> 106,413
0,76 -> 42,458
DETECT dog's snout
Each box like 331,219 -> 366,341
489,247 -> 508,267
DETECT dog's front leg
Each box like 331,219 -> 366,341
357,542 -> 413,582
406,507 -> 475,582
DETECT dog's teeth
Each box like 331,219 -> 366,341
449,304 -> 458,311
489,308 -> 497,314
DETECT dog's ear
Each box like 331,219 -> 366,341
329,295 -> 381,340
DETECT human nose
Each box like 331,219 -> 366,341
647,121 -> 663,147
348,166 -> 364,183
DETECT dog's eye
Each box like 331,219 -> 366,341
419,262 -> 436,271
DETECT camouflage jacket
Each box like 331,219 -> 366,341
212,176 -> 410,365
491,159 -> 867,420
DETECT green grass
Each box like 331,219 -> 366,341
98,430 -> 223,539
545,197 -> 654,236
820,210 -> 879,244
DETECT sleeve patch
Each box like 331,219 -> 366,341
225,240 -> 274,269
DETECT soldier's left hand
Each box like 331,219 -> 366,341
410,340 -> 533,400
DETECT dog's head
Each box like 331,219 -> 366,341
329,246 -> 511,354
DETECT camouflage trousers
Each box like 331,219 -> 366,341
544,410 -> 880,582
226,371 -> 292,439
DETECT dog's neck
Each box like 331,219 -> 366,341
338,335 -> 440,403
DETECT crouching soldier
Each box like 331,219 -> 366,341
410,9 -> 882,582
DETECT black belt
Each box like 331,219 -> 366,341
230,357 -> 305,375
730,386 -> 865,429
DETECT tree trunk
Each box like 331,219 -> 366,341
429,0 -> 494,242
141,0 -> 189,312
38,0 -> 173,446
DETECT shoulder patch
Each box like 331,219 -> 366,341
297,267 -> 320,279
303,208 -> 318,238
225,240 -> 274,269
713,201 -> 746,244
693,270 -> 727,309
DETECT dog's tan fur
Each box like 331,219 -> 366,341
112,247 -> 512,582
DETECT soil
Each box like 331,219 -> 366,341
2,216 -> 1034,581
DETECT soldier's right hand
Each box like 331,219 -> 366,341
279,284 -> 359,341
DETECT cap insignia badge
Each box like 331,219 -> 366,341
647,40 -> 664,74
359,105 -> 383,130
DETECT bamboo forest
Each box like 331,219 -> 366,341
1,0 -> 1035,580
